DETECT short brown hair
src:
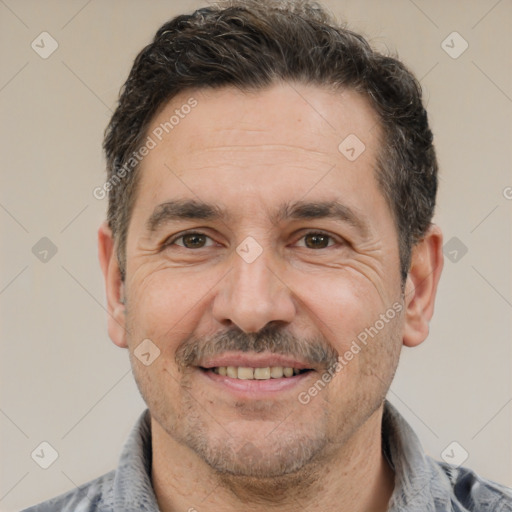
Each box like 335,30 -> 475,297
103,0 -> 438,282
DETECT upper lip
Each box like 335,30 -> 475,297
198,352 -> 318,371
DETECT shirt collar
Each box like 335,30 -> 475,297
383,400 -> 452,511
113,409 -> 160,511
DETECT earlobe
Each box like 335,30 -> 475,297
402,224 -> 444,348
98,221 -> 128,349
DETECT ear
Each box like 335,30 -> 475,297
98,221 -> 128,348
402,224 -> 444,348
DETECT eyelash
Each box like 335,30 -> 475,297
162,230 -> 341,250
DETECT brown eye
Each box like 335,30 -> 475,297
170,232 -> 214,249
182,233 -> 207,248
302,232 -> 334,249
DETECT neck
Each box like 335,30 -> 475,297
151,405 -> 395,512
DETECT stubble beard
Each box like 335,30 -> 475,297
126,301 -> 403,499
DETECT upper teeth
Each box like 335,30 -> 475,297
211,366 -> 303,380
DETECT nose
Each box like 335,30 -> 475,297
212,245 -> 296,333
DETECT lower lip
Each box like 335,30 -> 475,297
197,368 -> 315,398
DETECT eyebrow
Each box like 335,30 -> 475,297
146,199 -> 224,233
146,198 -> 368,236
274,200 -> 368,235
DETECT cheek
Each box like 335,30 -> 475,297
297,269 -> 403,393
126,266 -> 226,356
126,272 -> 196,350
298,270 -> 386,347
125,272 -> 204,408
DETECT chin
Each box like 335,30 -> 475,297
184,425 -> 329,479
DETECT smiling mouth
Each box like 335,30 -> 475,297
200,366 -> 313,380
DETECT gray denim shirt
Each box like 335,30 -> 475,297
23,401 -> 512,511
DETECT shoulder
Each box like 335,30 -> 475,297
21,470 -> 116,512
436,460 -> 512,511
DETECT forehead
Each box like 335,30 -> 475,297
151,83 -> 380,161
133,82 -> 385,222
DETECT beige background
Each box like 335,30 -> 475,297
1,0 -> 511,510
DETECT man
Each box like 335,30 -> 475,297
24,0 -> 512,511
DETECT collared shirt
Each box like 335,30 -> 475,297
23,401 -> 512,511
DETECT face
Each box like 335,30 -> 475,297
119,83 -> 406,478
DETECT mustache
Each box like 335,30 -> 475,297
175,324 -> 339,371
